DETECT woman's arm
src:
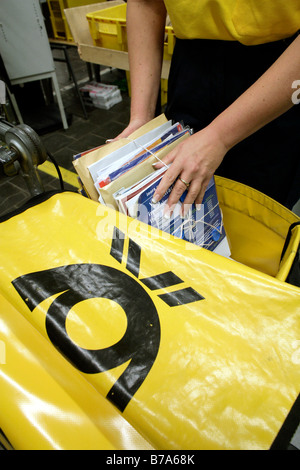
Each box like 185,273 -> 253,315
117,0 -> 167,138
152,34 -> 300,215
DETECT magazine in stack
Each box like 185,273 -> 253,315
73,115 -> 231,258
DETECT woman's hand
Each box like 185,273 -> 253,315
152,125 -> 228,216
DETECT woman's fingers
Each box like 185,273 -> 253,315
151,127 -> 228,214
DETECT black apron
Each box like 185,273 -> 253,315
165,35 -> 300,209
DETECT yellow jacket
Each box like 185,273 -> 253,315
164,0 -> 300,45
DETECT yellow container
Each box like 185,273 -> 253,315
87,3 -> 175,57
164,25 -> 176,60
48,0 -> 106,41
160,78 -> 168,106
86,3 -> 127,50
48,0 -> 66,40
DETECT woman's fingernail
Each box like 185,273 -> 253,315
105,139 -> 114,143
151,195 -> 159,204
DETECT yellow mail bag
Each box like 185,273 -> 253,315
0,178 -> 299,450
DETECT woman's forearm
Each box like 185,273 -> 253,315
127,0 -> 167,124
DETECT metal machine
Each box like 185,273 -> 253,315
0,119 -> 47,196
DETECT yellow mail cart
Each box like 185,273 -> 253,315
0,172 -> 299,450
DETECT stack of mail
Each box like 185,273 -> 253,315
79,81 -> 122,110
73,114 -> 231,257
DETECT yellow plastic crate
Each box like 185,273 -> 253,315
164,25 -> 176,60
48,0 -> 106,41
86,3 -> 127,50
160,78 -> 168,106
48,0 -> 66,40
87,3 -> 175,57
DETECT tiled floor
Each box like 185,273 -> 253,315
0,46 -> 299,451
